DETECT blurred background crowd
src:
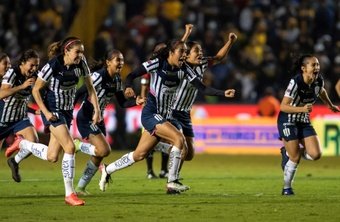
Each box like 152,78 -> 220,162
1,0 -> 340,104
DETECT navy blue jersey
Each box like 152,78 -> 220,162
0,66 -> 35,122
82,68 -> 123,117
142,58 -> 196,119
38,55 -> 90,111
278,73 -> 324,123
172,59 -> 208,111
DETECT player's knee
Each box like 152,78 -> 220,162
47,155 -> 58,163
95,146 -> 111,157
134,152 -> 146,161
310,152 -> 322,160
173,134 -> 185,149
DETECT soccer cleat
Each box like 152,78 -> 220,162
280,147 -> 289,171
73,138 -> 81,153
75,187 -> 90,196
282,188 -> 294,195
65,193 -> 85,206
147,171 -> 158,179
7,157 -> 21,182
99,164 -> 112,192
166,179 -> 190,194
159,170 -> 168,179
5,135 -> 24,157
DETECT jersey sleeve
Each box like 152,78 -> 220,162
80,57 -> 91,77
183,63 -> 198,82
142,58 -> 160,73
91,71 -> 102,88
141,73 -> 150,85
116,75 -> 124,91
38,63 -> 53,82
284,79 -> 298,98
1,69 -> 16,86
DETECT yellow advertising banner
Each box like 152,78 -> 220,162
312,118 -> 340,156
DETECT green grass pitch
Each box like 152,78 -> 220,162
0,151 -> 340,222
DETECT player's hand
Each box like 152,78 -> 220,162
136,95 -> 146,106
185,24 -> 193,33
46,111 -> 58,122
229,33 -> 237,43
125,87 -> 136,98
225,89 -> 235,98
92,110 -> 101,125
303,104 -> 313,113
21,78 -> 35,89
35,109 -> 41,115
329,104 -> 340,113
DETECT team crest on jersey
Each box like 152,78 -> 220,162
314,86 -> 320,95
74,68 -> 82,77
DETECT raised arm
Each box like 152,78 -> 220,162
180,24 -> 193,42
211,33 -> 237,65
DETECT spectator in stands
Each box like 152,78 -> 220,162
257,87 -> 280,117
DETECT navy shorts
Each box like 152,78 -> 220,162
41,110 -> 73,133
172,110 -> 194,137
277,121 -> 317,141
141,95 -> 181,134
76,105 -> 105,139
0,118 -> 33,140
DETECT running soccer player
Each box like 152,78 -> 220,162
1,49 -> 39,182
73,49 -> 144,195
278,54 -> 339,195
5,37 -> 101,206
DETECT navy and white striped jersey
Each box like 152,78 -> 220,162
171,59 -> 208,111
142,58 -> 197,118
85,68 -> 123,117
279,73 -> 324,123
38,55 -> 90,111
0,67 -> 35,122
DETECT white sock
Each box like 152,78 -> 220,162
78,141 -> 96,156
283,160 -> 298,189
62,153 -> 75,196
154,142 -> 172,153
77,160 -> 98,189
20,139 -> 48,160
106,152 -> 135,174
167,146 -> 181,183
14,148 -> 31,163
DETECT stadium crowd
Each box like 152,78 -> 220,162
1,0 -> 339,103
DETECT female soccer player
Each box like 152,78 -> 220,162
6,37 -> 101,206
0,52 -> 11,81
150,33 -> 237,176
0,52 -> 12,149
73,49 -> 144,195
278,54 -> 339,195
171,32 -> 237,162
99,38 -> 235,194
1,49 -> 39,182
143,24 -> 193,179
